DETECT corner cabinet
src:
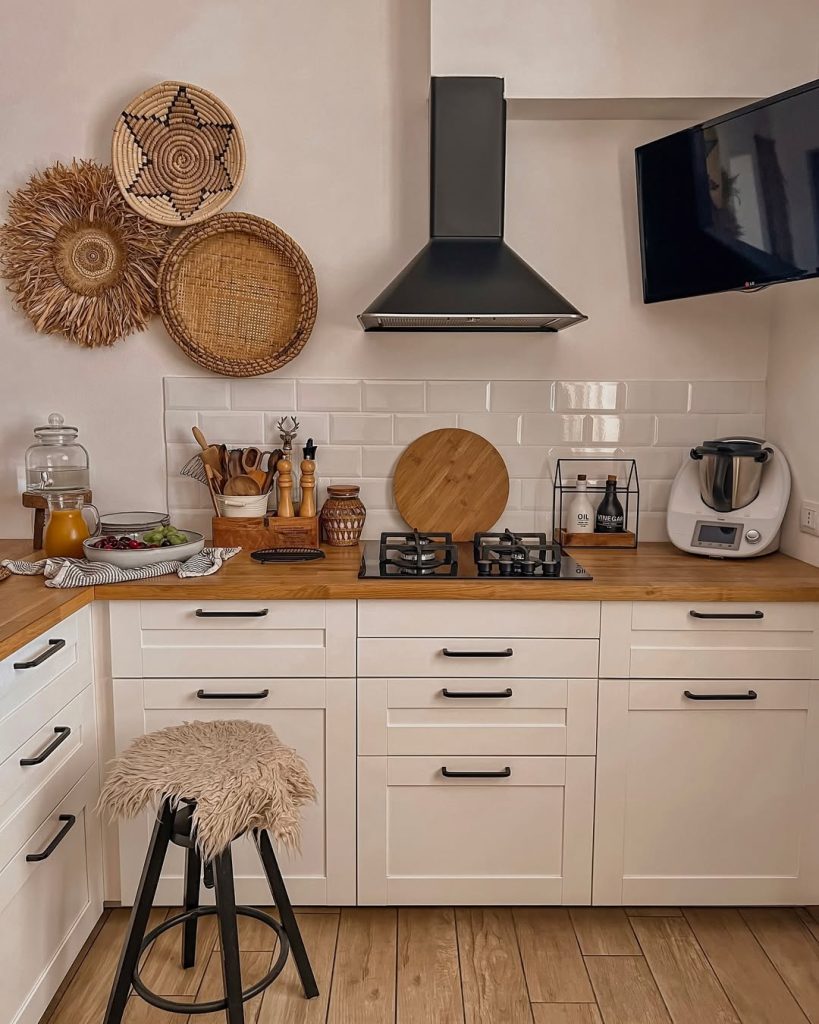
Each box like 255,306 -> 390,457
594,602 -> 819,905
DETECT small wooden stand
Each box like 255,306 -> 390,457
22,489 -> 92,551
212,511 -> 319,550
555,528 -> 637,548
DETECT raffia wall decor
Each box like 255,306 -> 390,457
0,160 -> 168,348
112,81 -> 246,226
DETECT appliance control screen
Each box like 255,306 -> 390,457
692,521 -> 743,550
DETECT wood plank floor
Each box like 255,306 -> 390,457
43,906 -> 819,1024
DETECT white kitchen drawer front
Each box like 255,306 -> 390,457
0,686 -> 96,872
0,610 -> 88,757
110,600 -> 355,678
0,766 -> 103,1024
358,600 -> 600,638
594,677 -> 819,906
358,677 -> 597,755
358,637 -> 598,678
114,676 -> 356,905
601,601 -> 819,679
358,754 -> 594,905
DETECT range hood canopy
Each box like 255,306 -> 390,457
359,76 -> 587,333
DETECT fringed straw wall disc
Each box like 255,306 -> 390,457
112,81 -> 245,226
158,212 -> 318,376
0,160 -> 168,348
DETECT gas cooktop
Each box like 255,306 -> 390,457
359,529 -> 593,580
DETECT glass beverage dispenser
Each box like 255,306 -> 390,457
25,413 -> 90,492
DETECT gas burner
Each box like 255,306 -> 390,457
377,530 -> 458,577
473,529 -> 563,578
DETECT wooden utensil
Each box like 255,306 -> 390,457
192,427 -> 224,478
261,450 -> 283,495
228,449 -> 244,479
223,474 -> 262,496
203,465 -> 221,514
393,428 -> 510,541
242,447 -> 263,472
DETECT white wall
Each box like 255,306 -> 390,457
0,0 -> 779,538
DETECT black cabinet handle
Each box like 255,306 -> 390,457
26,814 -> 76,862
441,648 -> 513,658
441,766 -> 512,779
683,689 -> 758,701
196,689 -> 270,700
442,688 -> 513,699
195,608 -> 269,618
14,638 -> 66,670
20,726 -> 71,766
689,610 -> 764,620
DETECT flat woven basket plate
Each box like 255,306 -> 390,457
158,212 -> 318,376
112,81 -> 245,226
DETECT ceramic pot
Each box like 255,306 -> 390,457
320,485 -> 366,546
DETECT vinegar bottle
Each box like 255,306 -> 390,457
595,474 -> 625,532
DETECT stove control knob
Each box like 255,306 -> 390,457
745,529 -> 762,544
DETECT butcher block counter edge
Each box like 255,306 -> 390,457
2,539 -> 819,661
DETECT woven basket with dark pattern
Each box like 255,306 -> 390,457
158,212 -> 318,376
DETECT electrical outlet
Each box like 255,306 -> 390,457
800,501 -> 819,535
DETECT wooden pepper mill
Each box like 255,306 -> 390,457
299,438 -> 317,519
276,457 -> 295,518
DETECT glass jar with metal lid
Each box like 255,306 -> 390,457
25,412 -> 90,492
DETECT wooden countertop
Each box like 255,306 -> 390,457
3,538 -> 819,661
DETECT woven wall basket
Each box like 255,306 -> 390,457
112,81 -> 245,226
158,212 -> 318,376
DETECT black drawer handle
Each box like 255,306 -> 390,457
196,689 -> 270,700
20,726 -> 71,766
689,610 -> 764,620
442,688 -> 513,699
441,766 -> 512,779
14,638 -> 66,670
683,689 -> 758,701
26,814 -> 76,862
195,608 -> 269,618
442,648 -> 514,658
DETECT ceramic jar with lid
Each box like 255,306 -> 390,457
25,413 -> 90,492
319,485 -> 366,546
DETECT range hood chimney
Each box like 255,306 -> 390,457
358,76 -> 587,332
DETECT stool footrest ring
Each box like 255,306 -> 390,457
132,905 -> 289,1014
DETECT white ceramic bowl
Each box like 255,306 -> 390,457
83,530 -> 204,568
215,492 -> 270,518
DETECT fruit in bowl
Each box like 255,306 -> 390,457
92,525 -> 190,550
84,525 -> 203,567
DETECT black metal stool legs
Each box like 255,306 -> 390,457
254,828 -> 320,999
103,800 -> 174,1024
213,846 -> 245,1024
181,843 -> 201,969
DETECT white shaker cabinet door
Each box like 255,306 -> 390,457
594,677 -> 819,905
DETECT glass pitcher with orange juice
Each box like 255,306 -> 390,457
44,492 -> 100,558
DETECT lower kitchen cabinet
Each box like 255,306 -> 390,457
113,677 -> 356,906
358,754 -> 595,905
594,677 -> 819,905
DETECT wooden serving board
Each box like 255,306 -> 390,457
393,428 -> 510,541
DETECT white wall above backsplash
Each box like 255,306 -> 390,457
165,376 -> 766,542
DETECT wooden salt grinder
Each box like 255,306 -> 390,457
277,457 -> 295,518
299,459 -> 316,518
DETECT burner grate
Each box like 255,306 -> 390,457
473,529 -> 563,578
377,530 -> 458,577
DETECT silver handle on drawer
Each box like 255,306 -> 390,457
441,648 -> 514,658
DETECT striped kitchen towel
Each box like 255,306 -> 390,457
1,547 -> 240,588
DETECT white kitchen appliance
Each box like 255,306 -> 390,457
667,437 -> 790,557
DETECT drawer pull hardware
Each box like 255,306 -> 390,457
683,689 -> 758,701
196,689 -> 270,700
441,648 -> 514,658
442,688 -> 514,699
26,814 -> 76,862
689,610 -> 764,620
195,608 -> 269,618
20,726 -> 71,766
441,766 -> 512,779
14,637 -> 66,670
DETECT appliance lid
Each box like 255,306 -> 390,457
359,76 -> 587,333
691,436 -> 772,461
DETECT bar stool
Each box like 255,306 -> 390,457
98,719 -> 319,1024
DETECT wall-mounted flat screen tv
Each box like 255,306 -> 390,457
637,79 -> 819,303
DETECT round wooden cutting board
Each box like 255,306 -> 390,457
393,428 -> 510,541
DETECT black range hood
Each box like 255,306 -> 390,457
359,76 -> 587,332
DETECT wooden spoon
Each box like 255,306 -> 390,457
223,474 -> 262,496
203,464 -> 221,514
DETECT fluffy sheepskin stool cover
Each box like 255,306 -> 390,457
99,719 -> 317,861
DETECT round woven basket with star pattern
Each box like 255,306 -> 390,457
112,81 -> 245,226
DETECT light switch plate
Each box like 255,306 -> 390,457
800,500 -> 819,535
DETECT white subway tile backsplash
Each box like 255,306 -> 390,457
625,381 -> 689,413
458,413 -> 520,445
554,381 -> 623,411
165,377 -> 229,410
715,413 -> 766,438
330,414 -> 393,445
330,477 -> 394,509
164,410 -> 195,444
655,414 -> 718,446
363,381 -> 426,412
297,380 -> 362,412
230,378 -> 296,411
166,443 -> 200,476
394,414 -> 457,444
168,509 -> 212,539
198,412 -> 264,444
689,380 -> 764,414
490,380 -> 553,412
265,412 -> 329,445
427,381 -> 488,412
623,447 -> 687,479
362,446 -> 404,477
314,446 -> 362,477
647,478 -> 673,512
168,476 -> 209,510
588,415 -> 656,445
521,477 -> 552,510
363,509 -> 411,536
520,414 -> 585,445
497,446 -> 551,478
